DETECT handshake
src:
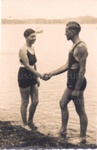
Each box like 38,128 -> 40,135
42,73 -> 52,81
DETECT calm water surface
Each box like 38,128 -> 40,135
0,24 -> 97,144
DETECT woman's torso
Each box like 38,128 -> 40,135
19,46 -> 37,67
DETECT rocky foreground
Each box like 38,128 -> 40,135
0,121 -> 96,149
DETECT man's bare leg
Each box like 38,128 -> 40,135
59,88 -> 72,137
73,91 -> 88,143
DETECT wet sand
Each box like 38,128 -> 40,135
0,121 -> 96,149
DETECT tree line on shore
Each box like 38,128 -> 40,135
2,16 -> 97,24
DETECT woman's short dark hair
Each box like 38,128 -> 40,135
24,28 -> 35,37
66,21 -> 81,34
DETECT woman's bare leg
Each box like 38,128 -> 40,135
28,84 -> 39,125
19,87 -> 30,126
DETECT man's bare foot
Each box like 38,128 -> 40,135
80,137 -> 87,145
59,128 -> 67,138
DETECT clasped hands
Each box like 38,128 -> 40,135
40,73 -> 52,81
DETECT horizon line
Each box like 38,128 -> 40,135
1,15 -> 97,20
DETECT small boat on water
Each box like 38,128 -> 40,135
35,26 -> 43,34
36,29 -> 43,34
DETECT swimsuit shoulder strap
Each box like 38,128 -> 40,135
72,41 -> 83,52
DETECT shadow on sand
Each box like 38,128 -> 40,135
0,121 -> 96,149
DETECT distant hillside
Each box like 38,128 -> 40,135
64,16 -> 97,24
1,16 -> 97,24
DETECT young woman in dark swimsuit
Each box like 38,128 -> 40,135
18,28 -> 43,130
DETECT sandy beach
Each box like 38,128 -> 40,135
0,121 -> 96,149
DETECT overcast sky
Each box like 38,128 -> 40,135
1,0 -> 97,19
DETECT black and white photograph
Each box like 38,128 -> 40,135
0,0 -> 97,149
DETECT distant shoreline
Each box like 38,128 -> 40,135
1,16 -> 97,24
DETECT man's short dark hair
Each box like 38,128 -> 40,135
66,21 -> 81,34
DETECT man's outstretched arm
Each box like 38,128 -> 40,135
43,60 -> 68,80
50,61 -> 68,77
